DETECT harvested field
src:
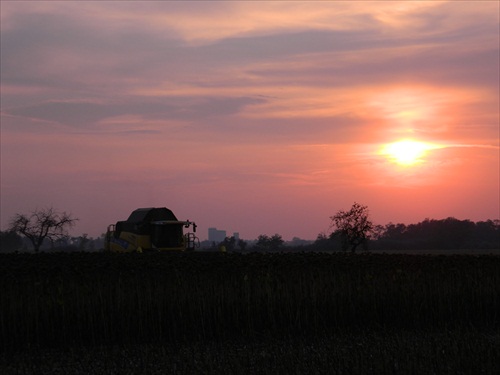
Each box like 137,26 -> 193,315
1,252 -> 499,373
2,331 -> 499,374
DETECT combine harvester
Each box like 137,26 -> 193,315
105,207 -> 199,252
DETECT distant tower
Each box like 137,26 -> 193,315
208,227 -> 226,243
233,232 -> 240,242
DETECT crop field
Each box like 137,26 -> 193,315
1,252 -> 499,374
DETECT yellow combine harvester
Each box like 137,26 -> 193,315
105,207 -> 199,252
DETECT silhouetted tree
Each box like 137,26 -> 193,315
77,233 -> 90,251
310,232 -> 341,251
254,234 -> 284,251
474,220 -> 500,248
237,239 -> 247,251
330,202 -> 373,252
9,207 -> 78,252
220,236 -> 236,252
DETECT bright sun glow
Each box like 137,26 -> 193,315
380,140 -> 440,166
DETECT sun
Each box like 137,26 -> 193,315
380,140 -> 438,166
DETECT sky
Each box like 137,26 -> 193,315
1,1 -> 499,241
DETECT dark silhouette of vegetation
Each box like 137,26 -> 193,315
4,204 -> 497,253
0,230 -> 24,252
254,234 -> 284,251
371,217 -> 500,250
238,239 -> 247,251
217,236 -> 247,252
8,207 -> 78,252
309,217 -> 499,252
330,202 -> 373,252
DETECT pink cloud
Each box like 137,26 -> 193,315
1,1 -> 498,241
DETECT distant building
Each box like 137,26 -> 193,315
233,232 -> 240,242
208,227 -> 226,243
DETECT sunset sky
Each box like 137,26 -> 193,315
1,1 -> 499,241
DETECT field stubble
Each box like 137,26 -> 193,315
0,251 -> 499,373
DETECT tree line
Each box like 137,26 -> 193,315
215,203 -> 499,252
1,205 -> 498,252
370,217 -> 499,250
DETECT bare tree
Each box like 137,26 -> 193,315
330,202 -> 373,252
9,207 -> 78,252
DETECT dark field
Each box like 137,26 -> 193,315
1,252 -> 499,374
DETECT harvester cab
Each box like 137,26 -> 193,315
105,207 -> 199,252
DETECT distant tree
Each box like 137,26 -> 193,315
371,224 -> 386,241
9,207 -> 78,252
474,220 -> 500,248
289,237 -> 312,247
311,231 -> 343,252
330,202 -> 373,252
271,234 -> 284,249
315,232 -> 329,243
220,237 -> 249,252
255,234 -> 284,251
383,223 -> 407,240
237,239 -> 247,251
220,236 -> 236,252
371,217 -> 500,250
0,230 -> 24,252
78,233 -> 90,251
53,236 -> 73,251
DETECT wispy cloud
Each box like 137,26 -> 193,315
1,1 -> 498,239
